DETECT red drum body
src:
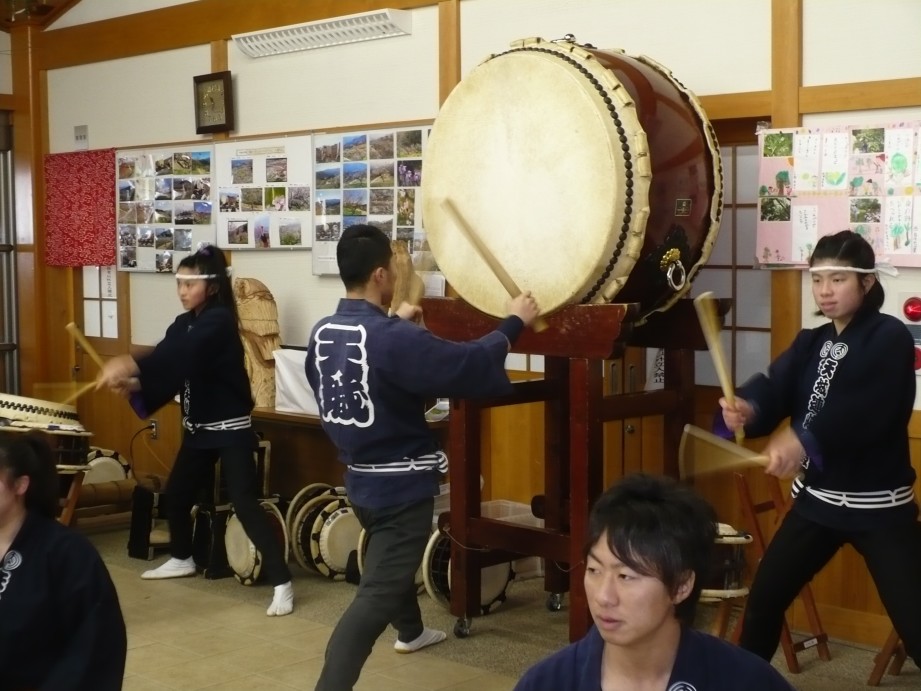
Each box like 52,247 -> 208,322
421,37 -> 722,321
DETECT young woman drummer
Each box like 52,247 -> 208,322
97,245 -> 294,616
720,229 -> 921,668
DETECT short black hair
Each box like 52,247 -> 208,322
0,432 -> 59,519
336,224 -> 392,291
585,473 -> 717,624
809,230 -> 884,311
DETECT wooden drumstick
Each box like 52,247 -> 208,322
65,322 -> 106,370
693,292 -> 744,443
61,381 -> 97,405
441,198 -> 548,332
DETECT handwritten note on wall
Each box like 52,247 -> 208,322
756,123 -> 921,267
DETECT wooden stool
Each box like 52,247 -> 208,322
700,587 -> 749,639
867,627 -> 906,686
734,472 -> 832,673
57,466 -> 86,527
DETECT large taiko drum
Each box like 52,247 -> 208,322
0,393 -> 91,466
421,36 -> 722,321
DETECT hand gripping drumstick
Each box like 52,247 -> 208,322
65,322 -> 106,370
441,198 -> 548,332
693,292 -> 744,444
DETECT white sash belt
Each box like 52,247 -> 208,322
349,450 -> 448,475
793,477 -> 915,509
183,415 -> 252,434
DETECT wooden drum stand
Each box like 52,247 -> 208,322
422,296 -> 722,640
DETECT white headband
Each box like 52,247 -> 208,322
176,274 -> 218,280
809,262 -> 899,278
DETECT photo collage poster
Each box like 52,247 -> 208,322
214,135 -> 312,250
116,146 -> 216,273
312,126 -> 429,276
756,122 -> 921,267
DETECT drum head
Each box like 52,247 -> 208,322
224,502 -> 288,585
310,498 -> 360,580
291,494 -> 338,573
84,456 -> 128,484
286,483 -> 334,537
421,37 -> 721,320
224,512 -> 258,585
422,531 -> 512,615
422,41 -> 648,317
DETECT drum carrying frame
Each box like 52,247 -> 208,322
422,297 -> 725,641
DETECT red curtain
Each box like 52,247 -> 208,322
43,148 -> 116,266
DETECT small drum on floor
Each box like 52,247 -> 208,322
224,501 -> 289,586
285,482 -> 334,538
700,523 -> 752,600
422,530 -> 512,615
291,493 -> 343,573
84,448 -> 130,484
309,497 -> 361,580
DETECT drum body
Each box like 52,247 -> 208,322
701,530 -> 752,595
224,501 -> 289,585
421,37 -> 721,320
422,530 -> 512,615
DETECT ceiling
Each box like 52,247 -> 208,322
1,0 -> 82,33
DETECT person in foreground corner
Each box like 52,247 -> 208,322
97,245 -> 294,617
0,432 -> 127,690
305,224 -> 540,690
515,473 -> 794,691
719,229 -> 921,669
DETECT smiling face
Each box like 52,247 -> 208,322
584,531 -> 692,651
810,262 -> 874,331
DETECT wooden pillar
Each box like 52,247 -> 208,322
768,0 -> 803,356
438,0 -> 461,105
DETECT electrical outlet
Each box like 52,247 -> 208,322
149,419 -> 158,440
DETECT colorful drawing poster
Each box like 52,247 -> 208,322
213,135 -> 312,250
115,145 -> 216,273
756,121 -> 921,268
312,125 -> 428,276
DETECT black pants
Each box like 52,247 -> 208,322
739,507 -> 921,668
166,444 -> 291,586
315,497 -> 434,691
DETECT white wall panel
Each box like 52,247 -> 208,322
47,46 -> 210,153
459,0 -> 771,95
48,0 -> 197,30
228,6 -> 439,137
803,0 -> 921,87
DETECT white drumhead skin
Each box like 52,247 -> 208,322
224,512 -> 258,584
313,502 -> 361,580
422,43 -> 646,317
84,457 -> 128,484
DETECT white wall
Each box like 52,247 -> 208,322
42,0 -> 921,356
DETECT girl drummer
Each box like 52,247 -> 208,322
97,245 -> 294,616
0,432 -> 127,689
720,229 -> 921,668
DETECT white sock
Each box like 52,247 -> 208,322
141,556 -> 196,580
394,627 -> 446,653
266,581 -> 294,617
